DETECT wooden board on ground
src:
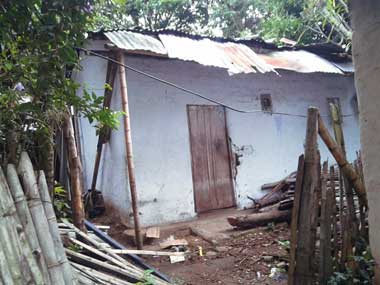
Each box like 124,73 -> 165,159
110,249 -> 185,257
146,227 -> 160,239
159,239 -> 188,249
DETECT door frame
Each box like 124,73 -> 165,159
186,104 -> 236,213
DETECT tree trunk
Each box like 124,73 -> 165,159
63,109 -> 86,231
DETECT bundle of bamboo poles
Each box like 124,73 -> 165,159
0,152 -> 171,285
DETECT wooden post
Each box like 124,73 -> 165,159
330,166 -> 339,269
63,109 -> 86,231
293,107 -> 319,285
319,161 -> 333,284
288,154 -> 305,285
317,114 -> 367,207
117,51 -> 143,249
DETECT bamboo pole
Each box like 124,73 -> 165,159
72,262 -> 134,285
38,170 -> 75,284
17,152 -> 65,285
317,114 -> 367,207
329,103 -> 358,236
6,164 -> 51,283
0,239 -> 14,285
0,166 -> 45,284
63,108 -> 86,231
62,220 -> 169,285
117,51 -> 143,249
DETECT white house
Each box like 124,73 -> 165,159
75,30 -> 360,226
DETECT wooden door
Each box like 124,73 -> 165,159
187,105 -> 235,213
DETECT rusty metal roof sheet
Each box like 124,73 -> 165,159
104,30 -> 167,55
158,34 -> 274,75
103,30 -> 350,75
260,50 -> 343,74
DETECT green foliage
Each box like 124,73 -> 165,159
0,0 -> 122,164
328,243 -> 375,284
53,185 -> 72,220
136,270 -> 155,285
93,0 -> 350,48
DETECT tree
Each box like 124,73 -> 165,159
0,0 -> 121,228
94,0 -> 351,49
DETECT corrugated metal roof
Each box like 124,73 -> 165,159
260,50 -> 343,74
105,30 -> 167,55
159,34 -> 274,75
103,30 -> 350,75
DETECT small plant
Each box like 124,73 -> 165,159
136,270 -> 155,285
53,185 -> 71,221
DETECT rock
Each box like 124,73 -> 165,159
206,251 -> 218,257
215,246 -> 230,252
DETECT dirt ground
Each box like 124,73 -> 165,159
92,210 -> 290,285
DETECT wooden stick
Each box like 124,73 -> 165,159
288,154 -> 305,285
18,152 -> 65,285
294,107 -> 319,285
330,166 -> 339,269
6,164 -> 50,283
117,51 -> 143,249
319,161 -> 333,284
38,170 -> 75,284
110,249 -> 185,256
317,114 -> 367,207
63,107 -> 86,231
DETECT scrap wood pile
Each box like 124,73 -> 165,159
0,151 -> 171,285
227,172 -> 297,229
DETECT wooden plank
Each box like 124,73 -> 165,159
146,227 -> 160,239
288,154 -> 305,285
294,107 -> 319,285
319,161 -> 333,284
159,239 -> 188,249
187,105 -> 234,212
330,166 -> 340,269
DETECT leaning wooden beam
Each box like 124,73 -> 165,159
18,152 -> 65,285
294,107 -> 319,285
117,50 -> 143,249
63,108 -> 86,231
38,170 -> 74,284
227,209 -> 291,229
6,164 -> 50,283
317,114 -> 367,207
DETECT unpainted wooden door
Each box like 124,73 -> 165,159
187,105 -> 235,213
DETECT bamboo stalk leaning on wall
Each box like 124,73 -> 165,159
116,50 -> 143,249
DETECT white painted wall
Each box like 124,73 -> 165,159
75,52 -> 360,226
